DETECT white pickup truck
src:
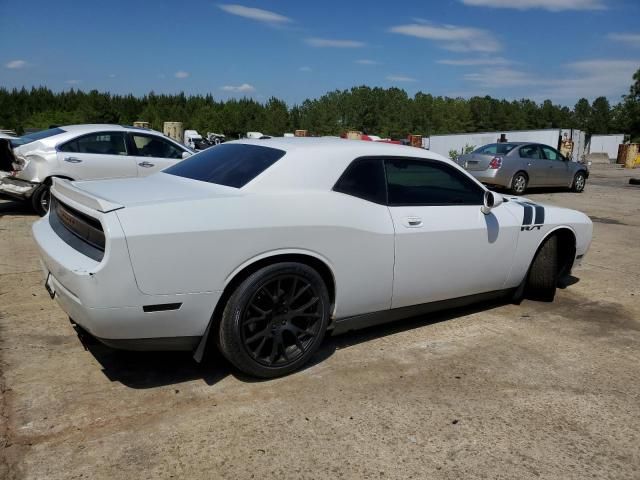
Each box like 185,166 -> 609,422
0,124 -> 193,215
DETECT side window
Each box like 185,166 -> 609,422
60,132 -> 127,155
333,158 -> 386,204
131,134 -> 184,159
541,146 -> 562,161
519,145 -> 542,159
385,158 -> 484,206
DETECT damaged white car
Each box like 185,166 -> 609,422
0,125 -> 192,215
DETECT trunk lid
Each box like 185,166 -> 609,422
458,153 -> 499,171
58,173 -> 241,212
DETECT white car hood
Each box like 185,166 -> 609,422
70,173 -> 241,209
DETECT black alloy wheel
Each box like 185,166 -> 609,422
241,274 -> 323,367
219,263 -> 329,378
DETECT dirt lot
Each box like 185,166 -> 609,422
1,167 -> 639,479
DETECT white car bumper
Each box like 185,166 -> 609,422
32,205 -> 221,350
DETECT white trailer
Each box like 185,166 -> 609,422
589,134 -> 624,161
424,129 -> 587,162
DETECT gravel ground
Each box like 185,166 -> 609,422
1,167 -> 639,479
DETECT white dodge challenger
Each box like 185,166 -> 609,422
33,138 -> 592,378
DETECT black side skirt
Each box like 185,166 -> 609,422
331,289 -> 513,335
95,335 -> 200,352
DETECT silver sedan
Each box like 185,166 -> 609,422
457,142 -> 589,195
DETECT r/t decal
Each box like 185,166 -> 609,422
514,201 -> 545,232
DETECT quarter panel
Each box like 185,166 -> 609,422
116,192 -> 396,318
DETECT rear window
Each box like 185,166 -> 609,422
475,143 -> 517,155
11,127 -> 66,147
164,143 -> 285,188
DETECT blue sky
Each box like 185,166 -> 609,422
1,0 -> 639,106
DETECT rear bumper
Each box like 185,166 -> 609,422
467,169 -> 513,188
0,172 -> 38,200
32,202 -> 221,348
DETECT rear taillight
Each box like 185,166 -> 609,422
489,156 -> 502,169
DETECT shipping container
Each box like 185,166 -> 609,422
590,134 -> 625,161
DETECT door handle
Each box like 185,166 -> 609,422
64,157 -> 82,163
138,161 -> 155,168
404,216 -> 423,228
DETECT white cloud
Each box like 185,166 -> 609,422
175,71 -> 190,78
460,0 -> 606,10
218,4 -> 292,24
108,73 -> 116,78
608,33 -> 640,48
463,59 -> 639,100
305,38 -> 365,48
299,66 -> 312,72
463,68 -> 537,88
387,75 -> 417,82
221,83 -> 256,93
65,79 -> 81,85
389,23 -> 501,52
356,59 -> 379,65
438,57 -> 511,66
5,59 -> 27,69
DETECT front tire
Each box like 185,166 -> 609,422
526,235 -> 558,302
31,183 -> 51,216
571,171 -> 586,193
218,262 -> 330,378
510,172 -> 528,195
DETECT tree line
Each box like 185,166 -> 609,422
1,68 -> 639,141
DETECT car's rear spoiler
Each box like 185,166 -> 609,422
51,178 -> 124,213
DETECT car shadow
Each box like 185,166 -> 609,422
0,198 -> 35,217
84,296 -> 512,389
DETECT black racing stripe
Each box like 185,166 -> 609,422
521,204 -> 533,225
522,201 -> 545,225
533,205 -> 545,225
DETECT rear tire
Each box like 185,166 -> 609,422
510,172 -> 528,195
526,235 -> 558,302
571,171 -> 586,193
31,183 -> 51,216
218,262 -> 330,378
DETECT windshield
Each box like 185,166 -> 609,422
164,143 -> 285,188
474,143 -> 518,155
11,127 -> 66,147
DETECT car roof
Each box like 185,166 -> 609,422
60,124 -> 161,134
231,136 -> 447,158
219,137 -> 476,192
13,124 -> 171,151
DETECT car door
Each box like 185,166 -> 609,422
384,157 -> 520,309
540,145 -> 572,186
516,144 -> 546,187
56,131 -> 138,180
128,133 -> 189,176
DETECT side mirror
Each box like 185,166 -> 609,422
481,190 -> 503,215
182,151 -> 192,159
